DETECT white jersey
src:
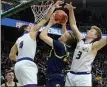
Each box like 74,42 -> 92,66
16,33 -> 37,60
70,39 -> 96,72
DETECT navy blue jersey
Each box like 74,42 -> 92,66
47,40 -> 68,74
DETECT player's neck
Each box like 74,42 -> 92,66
85,38 -> 94,43
7,81 -> 14,86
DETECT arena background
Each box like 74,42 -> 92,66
1,0 -> 107,86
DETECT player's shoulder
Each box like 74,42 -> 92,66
53,40 -> 64,46
53,40 -> 66,50
18,33 -> 29,39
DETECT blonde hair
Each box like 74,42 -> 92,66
91,26 -> 102,41
66,32 -> 77,48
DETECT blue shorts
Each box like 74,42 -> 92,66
46,74 -> 65,87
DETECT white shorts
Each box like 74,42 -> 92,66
65,72 -> 92,86
14,60 -> 38,86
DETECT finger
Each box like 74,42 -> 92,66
58,1 -> 64,5
58,6 -> 62,8
65,3 -> 69,5
64,5 -> 66,8
70,2 -> 72,5
64,4 -> 68,8
72,6 -> 76,9
56,21 -> 60,24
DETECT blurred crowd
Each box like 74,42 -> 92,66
1,41 -> 107,87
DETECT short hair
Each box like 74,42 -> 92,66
91,26 -> 102,41
5,69 -> 14,76
18,25 -> 28,35
66,32 -> 77,49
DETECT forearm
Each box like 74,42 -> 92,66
69,9 -> 76,26
36,5 -> 55,30
9,44 -> 18,61
40,24 -> 52,38
69,9 -> 82,40
40,23 -> 53,47
93,37 -> 107,51
44,5 -> 56,21
62,24 -> 67,34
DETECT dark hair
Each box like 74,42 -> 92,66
91,26 -> 102,41
66,32 -> 77,49
5,69 -> 14,76
18,25 -> 28,35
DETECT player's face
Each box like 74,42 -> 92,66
58,32 -> 69,43
25,26 -> 31,32
6,72 -> 14,82
86,29 -> 97,39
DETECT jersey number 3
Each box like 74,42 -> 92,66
76,51 -> 82,59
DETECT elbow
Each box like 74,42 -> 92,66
39,33 -> 43,40
39,33 -> 45,40
9,55 -> 14,60
39,32 -> 47,41
9,54 -> 15,61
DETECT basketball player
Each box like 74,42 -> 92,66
9,1 -> 64,87
64,2 -> 107,86
39,12 -> 77,87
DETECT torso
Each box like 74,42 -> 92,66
71,39 -> 97,72
16,33 -> 37,60
47,49 -> 66,74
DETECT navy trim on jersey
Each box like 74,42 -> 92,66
24,84 -> 37,87
82,38 -> 89,44
17,57 -> 33,62
82,38 -> 94,44
70,71 -> 90,75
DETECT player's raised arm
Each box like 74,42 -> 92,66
93,36 -> 107,51
61,17 -> 68,34
64,2 -> 82,41
40,14 -> 59,47
32,1 -> 64,32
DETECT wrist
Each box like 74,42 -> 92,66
68,7 -> 73,11
48,23 -> 53,27
53,4 -> 56,9
62,23 -> 66,26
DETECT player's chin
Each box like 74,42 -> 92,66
58,37 -> 63,42
85,34 -> 90,38
58,38 -> 61,42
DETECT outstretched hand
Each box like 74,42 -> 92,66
54,0 -> 64,8
64,2 -> 76,10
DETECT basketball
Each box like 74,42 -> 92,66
54,10 -> 68,24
